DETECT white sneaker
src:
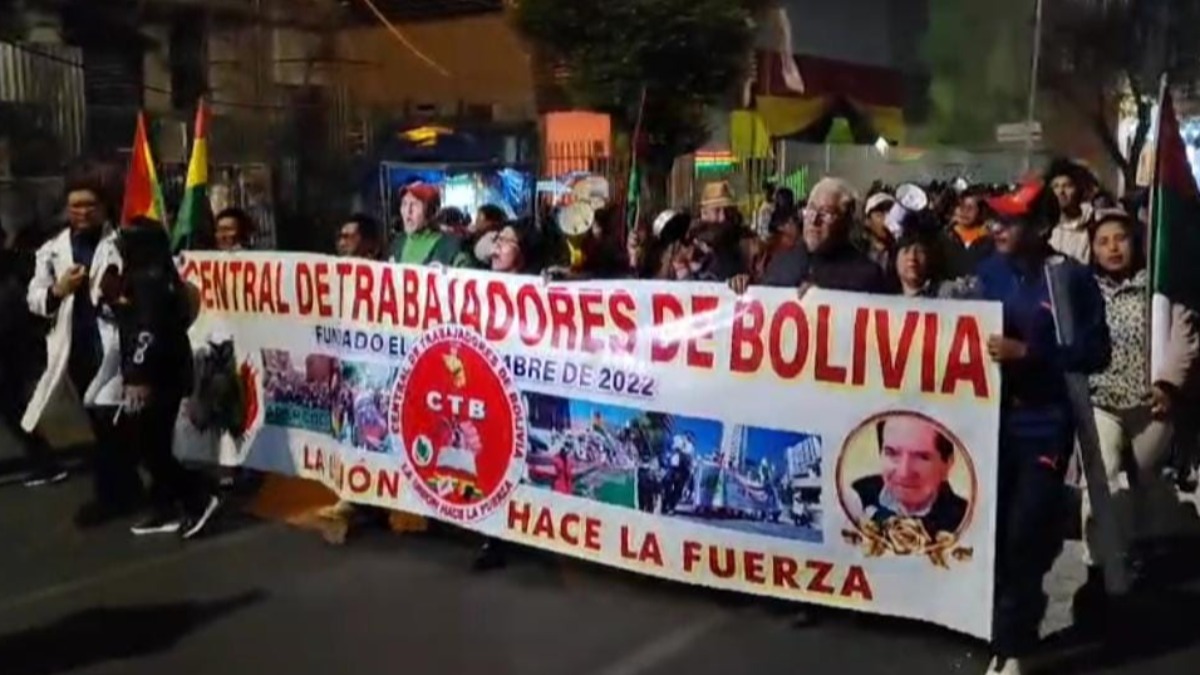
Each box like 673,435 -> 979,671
181,495 -> 221,540
986,656 -> 1023,675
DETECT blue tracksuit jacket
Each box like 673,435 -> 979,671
975,252 -> 1111,442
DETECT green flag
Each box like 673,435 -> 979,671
1148,86 -> 1200,378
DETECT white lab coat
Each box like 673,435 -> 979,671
21,226 -> 124,446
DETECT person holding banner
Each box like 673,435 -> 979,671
1075,209 -> 1199,628
976,184 -> 1111,675
799,177 -> 887,294
390,183 -> 469,267
474,217 -> 546,571
319,213 -> 423,538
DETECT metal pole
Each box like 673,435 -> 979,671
1024,0 -> 1044,174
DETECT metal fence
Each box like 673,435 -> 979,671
0,41 -> 87,174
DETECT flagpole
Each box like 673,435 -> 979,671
1145,74 -> 1169,389
1023,0 -> 1044,174
626,85 -> 648,241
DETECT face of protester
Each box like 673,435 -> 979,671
803,192 -> 848,254
67,189 -> 104,232
1051,175 -> 1080,213
896,242 -> 930,291
867,208 -> 890,238
1092,220 -> 1134,276
700,205 -> 725,223
953,196 -> 983,228
215,216 -> 243,251
991,219 -> 1032,256
401,193 -> 430,234
491,226 -> 523,273
880,416 -> 952,514
337,221 -> 366,258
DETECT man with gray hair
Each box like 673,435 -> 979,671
728,176 -> 887,296
799,177 -> 887,293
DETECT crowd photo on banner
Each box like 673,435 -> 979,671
2,95 -> 1200,675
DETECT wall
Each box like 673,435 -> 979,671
334,13 -> 535,120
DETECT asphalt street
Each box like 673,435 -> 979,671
2,448 -> 1200,675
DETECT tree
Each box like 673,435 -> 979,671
919,0 -> 1035,146
513,0 -> 771,192
1041,0 -> 1200,186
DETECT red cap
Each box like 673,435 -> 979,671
986,180 -> 1043,219
399,182 -> 441,212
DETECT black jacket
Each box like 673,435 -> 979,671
116,267 -> 193,394
939,228 -> 996,279
805,242 -> 888,294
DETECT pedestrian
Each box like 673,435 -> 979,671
390,182 -> 468,266
799,178 -> 888,294
1074,209 -> 1198,630
940,188 -> 997,279
1043,159 -> 1095,264
976,183 -> 1111,675
23,182 -> 144,527
321,213 -> 425,537
890,230 -> 958,298
0,223 -> 67,487
115,217 -> 221,538
336,214 -> 385,260
474,218 -> 546,571
213,207 -> 255,252
862,191 -> 897,273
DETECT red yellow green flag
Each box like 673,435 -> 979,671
173,99 -> 210,251
119,111 -> 167,226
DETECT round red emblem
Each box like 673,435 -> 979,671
390,325 -> 526,523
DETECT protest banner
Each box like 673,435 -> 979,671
178,252 -> 1002,639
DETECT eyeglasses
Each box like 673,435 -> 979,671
803,207 -> 841,225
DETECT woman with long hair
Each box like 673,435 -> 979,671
1074,209 -> 1199,629
115,217 -> 220,539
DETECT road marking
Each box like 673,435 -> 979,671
0,525 -> 268,615
588,611 -> 730,675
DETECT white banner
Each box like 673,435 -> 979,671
179,252 -> 1003,639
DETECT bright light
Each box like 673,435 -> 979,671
874,137 -> 890,155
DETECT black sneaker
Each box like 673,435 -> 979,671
131,513 -> 183,536
181,495 -> 222,540
24,468 -> 69,488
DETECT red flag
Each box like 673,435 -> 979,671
120,112 -> 166,226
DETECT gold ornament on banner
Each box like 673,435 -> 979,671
841,517 -> 974,569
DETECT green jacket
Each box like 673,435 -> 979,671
390,229 -> 469,267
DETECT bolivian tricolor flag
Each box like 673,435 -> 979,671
120,112 -> 167,226
173,99 -> 210,251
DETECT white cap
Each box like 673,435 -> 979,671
864,192 -> 895,215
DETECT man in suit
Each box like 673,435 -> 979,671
851,414 -> 968,538
23,183 -> 144,526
